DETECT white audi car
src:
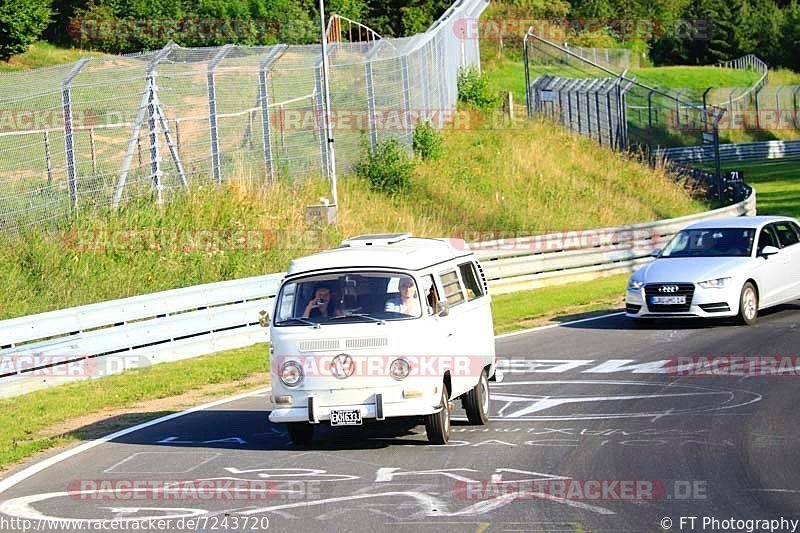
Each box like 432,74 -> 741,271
626,216 -> 800,325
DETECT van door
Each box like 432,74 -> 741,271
456,260 -> 494,378
437,268 -> 472,398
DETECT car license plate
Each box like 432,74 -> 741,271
330,409 -> 362,426
651,295 -> 686,305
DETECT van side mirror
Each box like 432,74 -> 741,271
650,248 -> 662,258
258,310 -> 270,327
760,245 -> 780,258
437,301 -> 450,317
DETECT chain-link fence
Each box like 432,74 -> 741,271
0,0 -> 488,232
523,30 -> 731,199
565,45 -> 640,70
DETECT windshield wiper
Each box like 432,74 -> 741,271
275,317 -> 321,328
330,312 -> 386,325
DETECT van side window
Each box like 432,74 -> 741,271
458,262 -> 484,301
422,274 -> 441,314
440,270 -> 465,307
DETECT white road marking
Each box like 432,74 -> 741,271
0,387 -> 269,495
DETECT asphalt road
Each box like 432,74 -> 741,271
2,305 -> 800,533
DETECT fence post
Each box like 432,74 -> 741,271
113,42 -> 176,208
89,128 -> 97,174
754,84 -> 761,130
364,41 -> 386,151
523,36 -> 532,118
314,64 -> 330,179
420,42 -> 431,116
258,45 -> 286,182
44,131 -> 53,185
793,87 -> 800,128
61,57 -> 91,210
775,86 -> 783,130
207,44 -> 234,185
400,55 -> 414,143
147,67 -> 163,205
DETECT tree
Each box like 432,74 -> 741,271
0,0 -> 52,59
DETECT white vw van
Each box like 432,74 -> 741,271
265,233 -> 496,445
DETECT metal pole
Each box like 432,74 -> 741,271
207,44 -> 234,185
44,131 -> 53,185
364,60 -> 378,150
61,57 -> 91,210
314,65 -> 330,180
523,36 -> 532,118
793,87 -> 800,128
319,0 -> 338,209
648,89 -> 654,128
147,71 -> 162,204
400,55 -> 414,143
258,45 -> 286,183
89,128 -> 96,174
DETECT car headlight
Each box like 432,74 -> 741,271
389,358 -> 411,380
280,361 -> 304,387
628,279 -> 645,290
698,277 -> 732,289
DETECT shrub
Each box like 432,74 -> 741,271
0,0 -> 52,60
354,139 -> 414,195
412,121 -> 444,161
457,66 -> 499,109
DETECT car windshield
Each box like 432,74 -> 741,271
274,272 -> 422,326
660,228 -> 755,258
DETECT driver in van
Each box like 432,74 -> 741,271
385,278 -> 421,316
302,286 -> 337,319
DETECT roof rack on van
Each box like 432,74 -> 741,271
341,233 -> 411,247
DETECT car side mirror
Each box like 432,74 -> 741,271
258,310 -> 270,327
437,301 -> 450,317
760,245 -> 780,258
650,248 -> 662,258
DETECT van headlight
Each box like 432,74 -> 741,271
389,358 -> 410,380
628,279 -> 644,290
280,361 -> 304,387
698,277 -> 731,289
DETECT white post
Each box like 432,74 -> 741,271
319,0 -> 338,210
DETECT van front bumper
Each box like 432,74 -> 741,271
269,390 -> 440,423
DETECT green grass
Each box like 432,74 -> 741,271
0,42 -> 99,72
491,274 -> 627,334
0,111 -> 704,320
720,158 -> 800,218
0,343 -> 269,470
0,273 -> 627,472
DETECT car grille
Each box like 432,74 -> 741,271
644,283 -> 695,312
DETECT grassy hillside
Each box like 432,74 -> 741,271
0,113 -> 704,320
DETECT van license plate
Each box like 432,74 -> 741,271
330,409 -> 362,426
651,295 -> 686,305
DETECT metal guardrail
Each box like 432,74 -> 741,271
659,139 -> 800,165
0,189 -> 756,397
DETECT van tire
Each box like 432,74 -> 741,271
424,388 -> 451,444
463,369 -> 490,425
287,422 -> 314,445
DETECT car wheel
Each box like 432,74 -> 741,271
463,369 -> 490,425
287,422 -> 314,445
424,387 -> 451,444
738,282 -> 758,325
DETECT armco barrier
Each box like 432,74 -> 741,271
0,188 -> 755,396
659,139 -> 800,165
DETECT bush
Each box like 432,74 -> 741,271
354,139 -> 415,195
457,66 -> 499,109
0,0 -> 52,60
412,121 -> 444,161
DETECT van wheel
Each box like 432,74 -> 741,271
738,282 -> 758,325
424,388 -> 451,444
463,369 -> 490,425
287,422 -> 314,445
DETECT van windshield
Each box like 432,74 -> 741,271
274,272 -> 423,326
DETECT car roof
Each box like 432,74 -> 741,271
684,216 -> 797,230
286,234 -> 473,276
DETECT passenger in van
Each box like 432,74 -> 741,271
385,278 -> 421,316
302,286 -> 338,319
